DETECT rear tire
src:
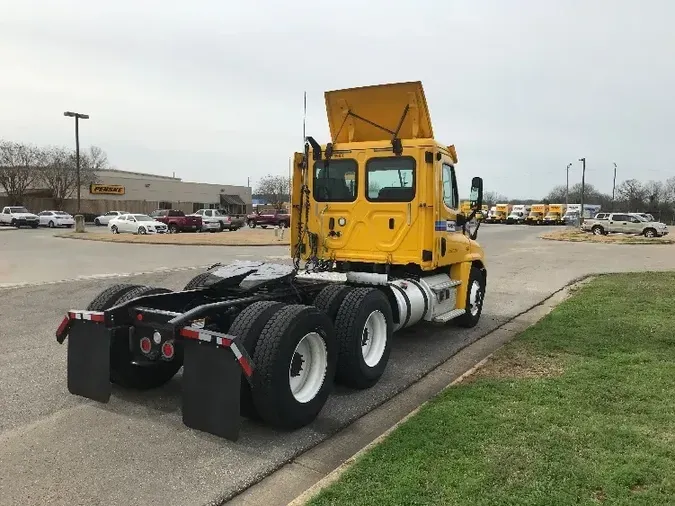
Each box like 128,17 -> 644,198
86,283 -> 140,311
313,283 -> 354,322
183,272 -> 217,290
454,266 -> 486,328
227,301 -> 286,419
111,225 -> 119,234
108,285 -> 182,389
94,218 -> 101,226
251,304 -> 337,430
333,287 -> 393,389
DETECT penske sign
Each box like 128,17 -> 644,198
90,184 -> 125,195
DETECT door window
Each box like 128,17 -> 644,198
442,163 -> 458,209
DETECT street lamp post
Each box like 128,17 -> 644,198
612,162 -> 617,211
63,111 -> 90,213
566,163 -> 572,207
578,157 -> 586,225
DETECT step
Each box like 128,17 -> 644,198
432,308 -> 466,323
429,280 -> 461,293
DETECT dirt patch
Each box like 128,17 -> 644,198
468,347 -> 566,381
541,229 -> 674,245
56,228 -> 290,246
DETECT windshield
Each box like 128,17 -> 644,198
633,214 -> 649,222
133,215 -> 153,222
55,211 -> 70,216
9,207 -> 29,213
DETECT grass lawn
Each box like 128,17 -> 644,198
307,272 -> 675,506
541,229 -> 674,244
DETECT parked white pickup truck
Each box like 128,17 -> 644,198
582,212 -> 669,238
0,206 -> 40,228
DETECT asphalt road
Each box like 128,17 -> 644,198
1,225 -> 674,506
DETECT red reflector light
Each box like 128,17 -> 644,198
136,313 -> 143,321
179,327 -> 200,339
162,341 -> 175,359
140,337 -> 152,353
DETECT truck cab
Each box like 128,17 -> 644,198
526,204 -> 548,225
544,204 -> 566,225
507,204 -> 531,224
291,81 -> 486,326
494,203 -> 510,223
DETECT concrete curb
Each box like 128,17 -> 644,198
53,233 -> 289,247
539,233 -> 674,245
224,275 -> 596,506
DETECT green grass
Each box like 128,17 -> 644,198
307,272 -> 675,506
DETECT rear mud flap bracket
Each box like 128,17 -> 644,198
182,340 -> 242,441
67,321 -> 112,403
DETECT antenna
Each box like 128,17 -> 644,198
302,91 -> 307,143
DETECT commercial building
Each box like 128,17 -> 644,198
1,168 -> 252,216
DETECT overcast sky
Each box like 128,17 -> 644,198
1,0 -> 673,199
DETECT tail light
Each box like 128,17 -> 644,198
140,337 -> 152,354
162,340 -> 175,359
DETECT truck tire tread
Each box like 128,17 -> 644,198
86,283 -> 140,311
454,266 -> 486,328
251,304 -> 336,429
183,272 -> 216,290
333,287 -> 393,389
227,300 -> 286,419
313,284 -> 353,322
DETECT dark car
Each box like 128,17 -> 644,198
246,209 -> 290,228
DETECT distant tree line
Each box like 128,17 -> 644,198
482,176 -> 675,221
0,138 -> 109,208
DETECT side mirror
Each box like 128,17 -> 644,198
469,177 -> 483,210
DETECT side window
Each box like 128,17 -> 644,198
365,157 -> 415,202
612,214 -> 627,221
313,159 -> 358,202
442,163 -> 458,209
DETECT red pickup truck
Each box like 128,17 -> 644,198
150,209 -> 202,233
246,209 -> 290,228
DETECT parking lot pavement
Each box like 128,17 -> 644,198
0,225 -> 674,506
0,225 -> 289,287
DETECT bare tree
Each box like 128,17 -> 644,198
482,191 -> 508,206
664,177 -> 675,205
616,179 -> 647,211
81,145 -> 109,172
0,140 -> 44,205
254,174 -> 290,209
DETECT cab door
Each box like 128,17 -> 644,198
435,157 -> 467,268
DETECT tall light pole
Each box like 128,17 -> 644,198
579,157 -> 586,224
63,111 -> 89,213
566,163 -> 572,207
612,162 -> 617,211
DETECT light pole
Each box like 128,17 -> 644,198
612,162 -> 617,211
566,163 -> 572,207
63,111 -> 89,213
578,157 -> 586,224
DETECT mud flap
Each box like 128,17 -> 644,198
182,340 -> 242,441
67,321 -> 112,403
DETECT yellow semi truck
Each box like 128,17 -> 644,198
493,203 -> 511,223
54,81 -> 488,441
525,204 -> 548,225
544,204 -> 566,225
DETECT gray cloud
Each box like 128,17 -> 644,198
1,0 -> 673,198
